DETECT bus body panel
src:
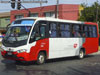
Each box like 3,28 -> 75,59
49,38 -> 84,59
83,38 -> 98,54
29,38 -> 49,61
1,38 -> 49,61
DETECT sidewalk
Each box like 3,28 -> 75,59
90,51 -> 100,55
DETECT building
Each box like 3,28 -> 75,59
0,12 -> 10,33
0,12 -> 10,42
11,4 -> 83,22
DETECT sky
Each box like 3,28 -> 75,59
0,0 -> 99,13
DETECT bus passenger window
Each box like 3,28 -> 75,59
89,26 -> 93,37
40,26 -> 46,37
84,26 -> 89,37
49,23 -> 57,37
60,24 -> 70,37
92,26 -> 97,37
72,25 -> 81,37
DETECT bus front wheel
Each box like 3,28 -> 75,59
37,52 -> 46,65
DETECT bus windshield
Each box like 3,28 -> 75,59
2,19 -> 35,47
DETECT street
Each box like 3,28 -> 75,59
0,51 -> 100,75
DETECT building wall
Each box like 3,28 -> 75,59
61,4 -> 79,20
0,12 -> 10,33
11,4 -> 81,22
0,17 -> 10,28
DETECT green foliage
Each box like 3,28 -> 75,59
78,2 -> 100,33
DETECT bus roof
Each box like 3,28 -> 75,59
17,17 -> 97,25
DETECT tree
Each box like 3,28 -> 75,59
78,2 -> 100,33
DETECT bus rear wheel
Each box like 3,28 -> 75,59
37,52 -> 46,65
78,49 -> 85,59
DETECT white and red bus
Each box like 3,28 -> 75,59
1,17 -> 99,64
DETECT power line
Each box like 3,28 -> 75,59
0,0 -> 47,4
0,0 -> 47,7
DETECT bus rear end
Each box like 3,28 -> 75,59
83,22 -> 99,55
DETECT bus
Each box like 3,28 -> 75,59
0,17 -> 99,64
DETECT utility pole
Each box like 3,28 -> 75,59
96,0 -> 99,23
55,0 -> 59,18
40,0 -> 42,7
96,0 -> 99,33
86,0 -> 88,6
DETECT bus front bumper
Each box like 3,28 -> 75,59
1,51 -> 31,61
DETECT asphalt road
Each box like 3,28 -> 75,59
0,52 -> 100,75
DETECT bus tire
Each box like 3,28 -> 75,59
37,52 -> 46,65
78,49 -> 85,59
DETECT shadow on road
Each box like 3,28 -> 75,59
0,55 -> 96,75
1,59 -> 58,75
1,55 -> 95,66
46,55 -> 95,64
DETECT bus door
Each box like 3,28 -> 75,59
29,21 -> 49,60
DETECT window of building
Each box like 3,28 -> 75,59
44,12 -> 55,18
30,13 -> 38,17
15,15 -> 23,19
5,19 -> 10,23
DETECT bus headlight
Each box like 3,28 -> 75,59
17,49 -> 27,53
0,45 -> 6,51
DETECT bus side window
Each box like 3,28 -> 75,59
92,26 -> 97,37
89,26 -> 93,37
39,26 -> 46,38
35,21 -> 47,40
72,25 -> 81,37
60,23 -> 70,37
49,23 -> 57,37
84,26 -> 89,37
83,26 -> 86,37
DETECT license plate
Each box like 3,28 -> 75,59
7,52 -> 12,55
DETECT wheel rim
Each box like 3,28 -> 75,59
80,51 -> 84,58
39,55 -> 44,64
